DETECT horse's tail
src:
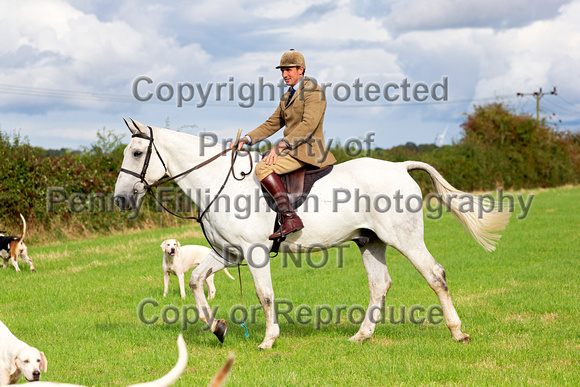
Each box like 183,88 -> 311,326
19,213 -> 26,242
404,161 -> 511,252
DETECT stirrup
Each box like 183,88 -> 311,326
269,212 -> 303,240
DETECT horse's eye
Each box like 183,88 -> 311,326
133,151 -> 143,157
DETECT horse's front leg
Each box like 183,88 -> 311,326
189,251 -> 229,342
247,246 -> 280,349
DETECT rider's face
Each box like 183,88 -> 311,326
281,67 -> 304,87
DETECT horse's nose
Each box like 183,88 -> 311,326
114,196 -> 128,210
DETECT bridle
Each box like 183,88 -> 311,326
119,125 -> 252,221
119,126 -> 167,194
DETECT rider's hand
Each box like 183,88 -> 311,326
228,136 -> 249,151
263,142 -> 288,166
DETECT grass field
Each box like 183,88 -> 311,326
1,186 -> 578,386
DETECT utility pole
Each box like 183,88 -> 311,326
517,87 -> 557,123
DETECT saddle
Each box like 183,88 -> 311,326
261,165 -> 334,212
261,165 -> 334,254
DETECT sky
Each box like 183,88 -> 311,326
1,0 -> 579,151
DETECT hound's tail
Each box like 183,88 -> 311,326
208,354 -> 235,387
128,334 -> 188,387
19,213 -> 26,242
11,334 -> 235,387
405,161 -> 511,252
223,268 -> 235,280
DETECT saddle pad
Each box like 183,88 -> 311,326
261,165 -> 334,212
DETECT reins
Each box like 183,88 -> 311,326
119,126 -> 252,336
120,126 -> 252,224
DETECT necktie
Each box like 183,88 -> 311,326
286,87 -> 295,106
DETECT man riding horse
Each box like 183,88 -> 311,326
232,50 -> 336,240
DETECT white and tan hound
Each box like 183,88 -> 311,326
160,240 -> 235,299
0,332 -> 234,387
0,319 -> 47,384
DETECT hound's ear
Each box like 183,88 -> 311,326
160,241 -> 166,250
123,117 -> 140,135
177,241 -> 181,247
40,352 -> 47,373
10,356 -> 19,376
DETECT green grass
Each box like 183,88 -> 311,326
1,186 -> 578,386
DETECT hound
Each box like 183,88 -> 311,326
160,240 -> 235,299
0,320 -> 47,385
0,214 -> 35,272
0,334 -> 234,387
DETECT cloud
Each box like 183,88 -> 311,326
470,1 -> 580,103
1,0 -> 579,150
383,0 -> 574,32
0,0 -> 211,112
261,3 -> 390,46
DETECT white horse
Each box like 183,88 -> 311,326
114,119 -> 510,349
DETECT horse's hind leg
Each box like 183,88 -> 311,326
349,238 -> 391,343
398,242 -> 470,342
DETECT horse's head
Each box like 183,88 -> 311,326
114,118 -> 167,211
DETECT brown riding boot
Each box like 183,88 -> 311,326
261,173 -> 304,240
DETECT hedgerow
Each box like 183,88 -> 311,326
1,103 -> 578,242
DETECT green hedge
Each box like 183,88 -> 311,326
1,103 -> 578,241
343,103 -> 580,193
0,129 -> 191,243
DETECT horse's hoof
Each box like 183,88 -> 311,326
213,319 -> 228,343
257,342 -> 273,350
348,334 -> 366,343
348,332 -> 373,343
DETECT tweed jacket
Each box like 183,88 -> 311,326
247,76 -> 336,167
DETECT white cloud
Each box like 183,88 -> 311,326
261,4 -> 390,45
253,0 -> 334,19
471,1 -> 580,101
1,0 -> 579,150
0,0 -> 211,111
384,0 -> 573,32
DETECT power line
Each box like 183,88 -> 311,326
0,84 -> 136,103
516,87 -> 557,123
328,94 -> 519,108
542,97 -> 579,115
0,83 -> 553,112
555,94 -> 580,113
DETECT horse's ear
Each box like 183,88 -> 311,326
130,118 -> 148,133
123,117 -> 140,135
